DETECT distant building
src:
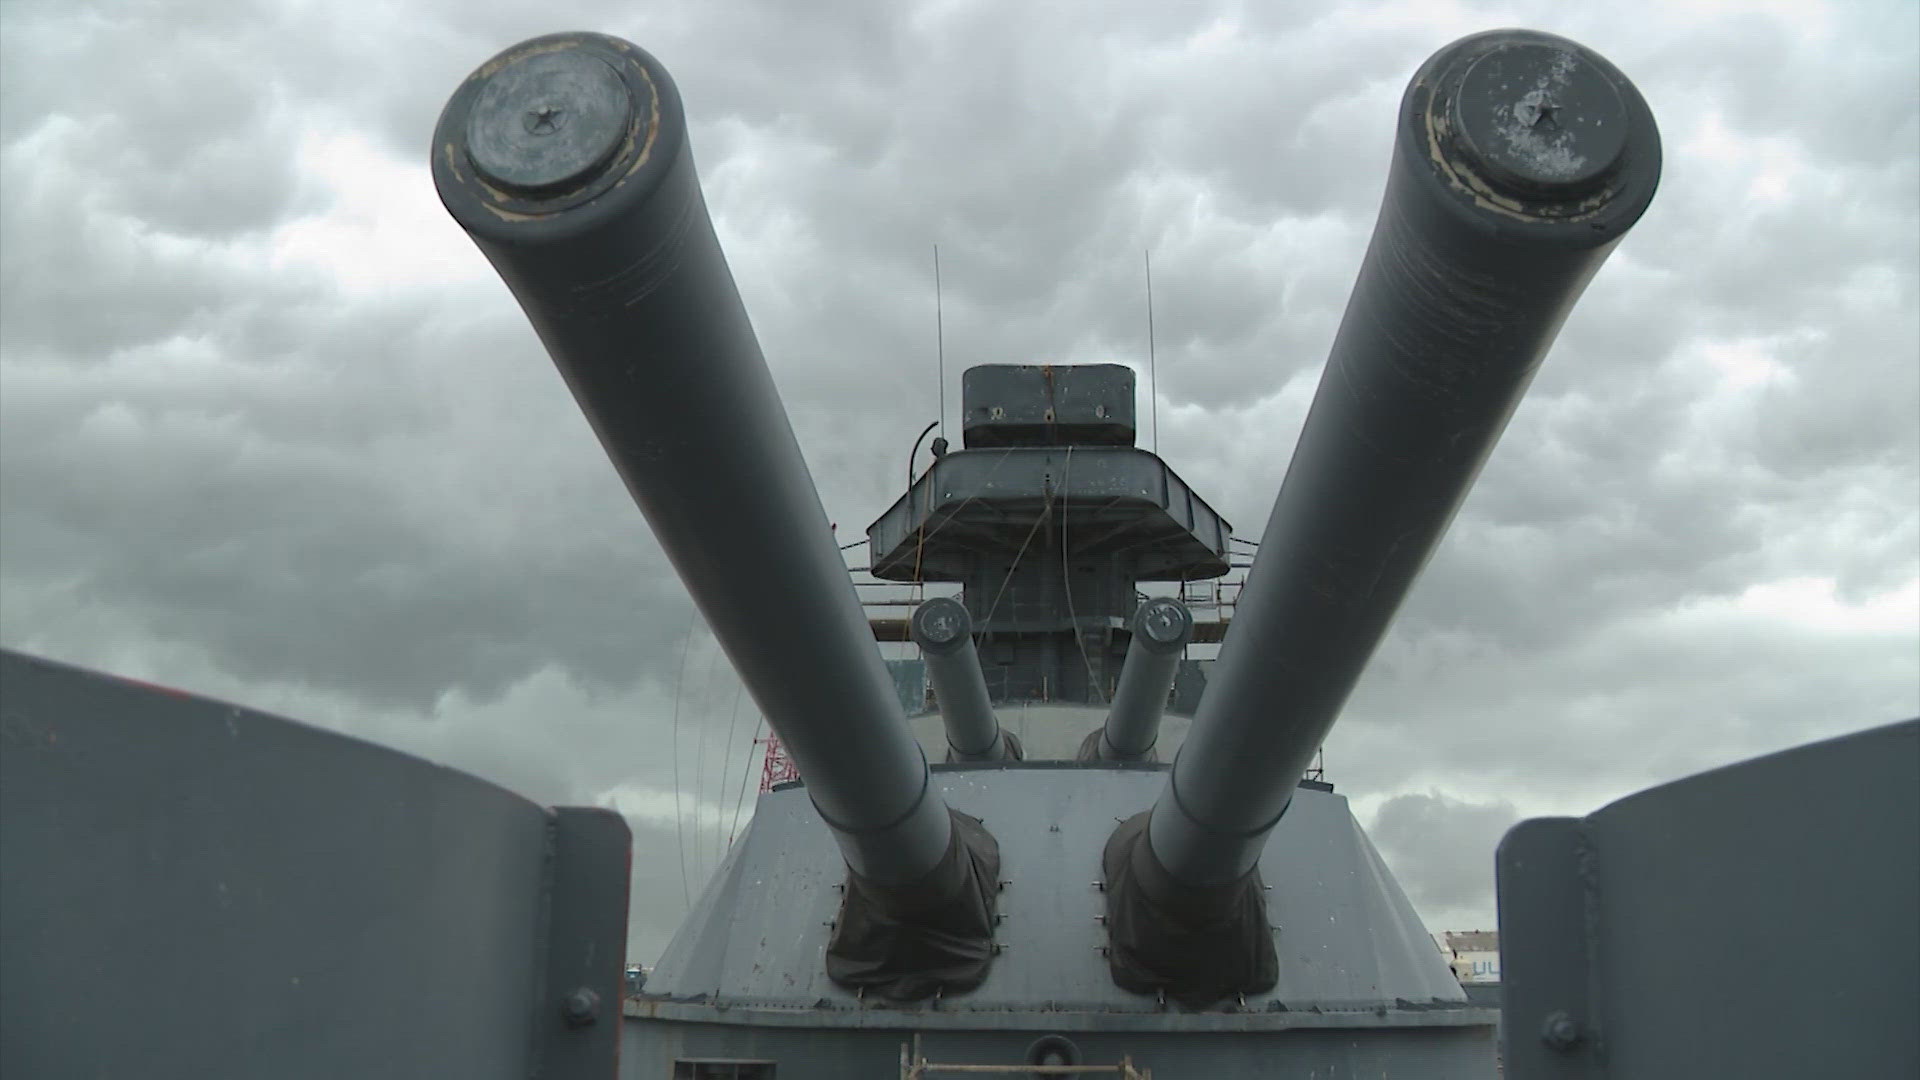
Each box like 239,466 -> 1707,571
1438,930 -> 1500,984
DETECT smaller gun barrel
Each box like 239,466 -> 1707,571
911,598 -> 1009,762
1097,599 -> 1193,761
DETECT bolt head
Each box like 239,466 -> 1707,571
1541,1009 -> 1583,1050
562,986 -> 601,1026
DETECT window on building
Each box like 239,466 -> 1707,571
671,1060 -> 775,1080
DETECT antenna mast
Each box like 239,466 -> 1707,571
1145,249 -> 1159,455
934,245 -> 947,440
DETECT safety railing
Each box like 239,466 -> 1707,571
899,1036 -> 1151,1078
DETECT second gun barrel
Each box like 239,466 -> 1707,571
1148,29 -> 1662,886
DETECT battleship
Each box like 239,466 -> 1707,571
4,24 -> 1915,1080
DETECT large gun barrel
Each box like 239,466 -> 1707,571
1146,29 -> 1662,888
431,34 -> 951,888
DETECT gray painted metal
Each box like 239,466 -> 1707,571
542,806 -> 635,1074
960,364 -> 1138,449
888,658 -> 929,714
866,446 -> 1232,583
1097,599 -> 1193,761
908,703 -> 1192,764
0,649 -> 629,1080
433,32 -> 951,887
642,768 -> 1470,1014
631,766 -> 1488,1075
1150,29 -> 1663,887
625,1020 -> 1496,1079
912,598 -> 1009,761
1498,718 -> 1919,1079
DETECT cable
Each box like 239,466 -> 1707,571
903,444 -> 1019,557
714,680 -> 746,863
1060,445 -> 1107,703
980,498 -> 1051,629
668,618 -> 695,912
906,419 -> 939,489
906,418 -> 941,604
692,639 -> 723,875
727,714 -> 765,848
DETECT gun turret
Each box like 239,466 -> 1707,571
432,32 -> 999,999
1104,28 -> 1662,1003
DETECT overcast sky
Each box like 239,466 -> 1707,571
3,0 -> 1914,964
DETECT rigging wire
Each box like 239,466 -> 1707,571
714,679 -> 746,864
726,714 -> 766,848
668,617 -> 695,911
692,638 -> 723,875
1060,445 -> 1107,703
980,496 -> 1051,628
900,444 -> 1019,563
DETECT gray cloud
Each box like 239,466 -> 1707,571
1370,792 -> 1520,925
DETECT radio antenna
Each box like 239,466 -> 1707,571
1145,249 -> 1159,455
934,244 -> 947,440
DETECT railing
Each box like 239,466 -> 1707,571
899,1036 -> 1151,1078
852,574 -> 1245,648
1168,576 -> 1243,645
